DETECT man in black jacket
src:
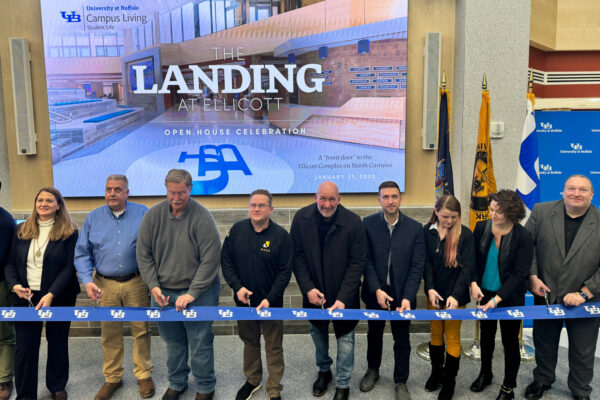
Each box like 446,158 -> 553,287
359,181 -> 425,400
0,183 -> 16,399
221,189 -> 292,400
291,181 -> 367,400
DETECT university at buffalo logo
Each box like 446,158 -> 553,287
60,11 -> 81,22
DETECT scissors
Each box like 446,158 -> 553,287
246,293 -> 252,312
543,288 -> 551,310
319,295 -> 325,314
95,288 -> 102,308
385,299 -> 391,314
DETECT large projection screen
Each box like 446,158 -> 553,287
41,0 -> 408,196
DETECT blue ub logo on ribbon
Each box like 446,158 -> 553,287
60,11 -> 82,22
179,144 -> 252,195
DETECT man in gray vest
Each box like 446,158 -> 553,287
137,169 -> 221,400
525,174 -> 600,400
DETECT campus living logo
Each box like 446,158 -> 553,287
539,164 -> 562,175
559,143 -> 593,154
538,122 -> 563,133
60,11 -> 81,22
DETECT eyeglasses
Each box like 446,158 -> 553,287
249,203 -> 270,209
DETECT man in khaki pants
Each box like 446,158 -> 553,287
75,175 -> 154,400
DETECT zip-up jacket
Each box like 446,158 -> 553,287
221,218 -> 292,307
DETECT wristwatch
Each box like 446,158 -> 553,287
579,291 -> 589,302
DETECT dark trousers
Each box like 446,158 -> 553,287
14,292 -> 73,399
533,316 -> 599,397
480,290 -> 521,388
365,290 -> 411,384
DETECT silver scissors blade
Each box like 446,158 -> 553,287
543,289 -> 550,309
320,295 -> 324,314
246,294 -> 252,312
386,299 -> 391,313
27,295 -> 34,308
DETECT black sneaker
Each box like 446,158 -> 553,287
236,381 -> 261,400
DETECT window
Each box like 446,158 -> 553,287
198,0 -> 212,36
171,8 -> 183,43
96,46 -> 105,56
182,3 -> 196,41
213,0 -> 225,32
159,12 -> 172,43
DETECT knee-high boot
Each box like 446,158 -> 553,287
425,343 -> 445,392
438,352 -> 460,400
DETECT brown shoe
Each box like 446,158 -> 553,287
52,390 -> 67,400
0,381 -> 13,400
139,377 -> 155,398
195,391 -> 214,400
94,381 -> 123,400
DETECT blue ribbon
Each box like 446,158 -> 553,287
1,303 -> 599,322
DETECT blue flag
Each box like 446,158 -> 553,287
435,89 -> 454,200
516,93 -> 540,220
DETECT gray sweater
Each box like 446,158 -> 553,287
137,198 -> 221,299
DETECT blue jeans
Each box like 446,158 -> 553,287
309,323 -> 355,388
152,277 -> 219,394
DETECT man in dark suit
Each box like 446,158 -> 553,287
525,174 -> 600,400
359,181 -> 425,400
291,181 -> 367,400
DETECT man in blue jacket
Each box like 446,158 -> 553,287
359,181 -> 425,400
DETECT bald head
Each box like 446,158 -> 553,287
316,181 -> 340,219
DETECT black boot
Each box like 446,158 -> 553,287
438,353 -> 460,400
425,343 -> 445,392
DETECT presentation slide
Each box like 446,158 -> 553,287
41,0 -> 408,196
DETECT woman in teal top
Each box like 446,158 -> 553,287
470,190 -> 534,400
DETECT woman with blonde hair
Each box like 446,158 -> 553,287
423,194 -> 475,400
5,187 -> 79,400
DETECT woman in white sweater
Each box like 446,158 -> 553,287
5,187 -> 79,400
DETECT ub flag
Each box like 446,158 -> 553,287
469,89 -> 497,230
435,88 -> 454,201
516,92 -> 539,221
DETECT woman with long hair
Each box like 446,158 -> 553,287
5,187 -> 79,400
423,194 -> 475,400
469,190 -> 533,400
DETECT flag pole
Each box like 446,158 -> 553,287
519,68 -> 537,363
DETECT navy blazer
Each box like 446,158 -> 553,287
5,227 -> 80,306
361,211 -> 425,308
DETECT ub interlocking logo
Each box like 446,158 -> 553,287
258,310 -> 271,318
74,310 -> 89,319
584,305 -> 600,315
183,309 -> 197,319
434,311 -> 452,319
146,310 -> 161,319
1,310 -> 16,319
471,311 -> 488,319
399,312 -> 415,319
363,312 -> 379,319
38,310 -> 53,319
292,311 -> 307,318
328,311 -> 343,318
540,122 -> 552,129
60,11 -> 81,22
111,310 -> 125,319
548,307 -> 565,317
218,309 -> 233,318
507,310 -> 524,318
179,144 -> 252,195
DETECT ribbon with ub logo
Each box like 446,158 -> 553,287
0,304 -> 599,321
